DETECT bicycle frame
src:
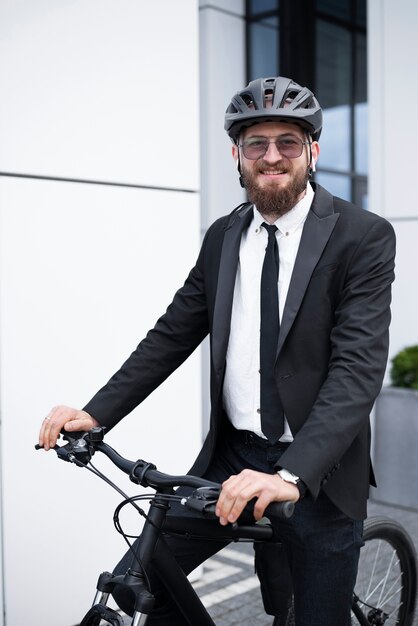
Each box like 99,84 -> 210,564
46,429 -> 280,626
103,496 -> 217,625
36,428 -> 417,626
81,490 -> 276,626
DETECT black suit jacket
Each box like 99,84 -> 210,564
84,184 -> 396,520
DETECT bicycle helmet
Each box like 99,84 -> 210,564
225,76 -> 322,143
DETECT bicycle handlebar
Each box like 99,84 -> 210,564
36,427 -> 295,520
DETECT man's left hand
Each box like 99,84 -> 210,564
215,469 -> 300,526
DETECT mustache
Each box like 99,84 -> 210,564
255,159 -> 290,173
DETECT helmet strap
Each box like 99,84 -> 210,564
237,154 -> 245,188
307,137 -> 314,178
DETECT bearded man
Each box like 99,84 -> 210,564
39,76 -> 396,626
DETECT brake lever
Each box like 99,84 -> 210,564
35,427 -> 105,466
61,437 -> 93,466
182,486 -> 221,515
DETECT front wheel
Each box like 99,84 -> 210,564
351,516 -> 417,626
79,604 -> 126,625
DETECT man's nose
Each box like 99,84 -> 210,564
263,141 -> 283,162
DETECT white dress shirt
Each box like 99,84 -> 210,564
223,183 -> 315,442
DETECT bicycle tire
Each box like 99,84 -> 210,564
352,516 -> 417,626
78,604 -> 125,626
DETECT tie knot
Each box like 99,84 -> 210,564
261,222 -> 278,238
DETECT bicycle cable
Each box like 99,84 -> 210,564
67,450 -> 250,591
68,455 -> 158,589
71,455 -> 188,592
112,493 -> 184,539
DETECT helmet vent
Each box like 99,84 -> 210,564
285,90 -> 299,104
242,93 -> 254,108
264,88 -> 274,108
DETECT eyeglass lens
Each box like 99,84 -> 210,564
241,136 -> 305,160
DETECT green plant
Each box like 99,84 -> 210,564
390,345 -> 418,390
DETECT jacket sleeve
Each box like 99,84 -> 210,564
276,217 -> 396,498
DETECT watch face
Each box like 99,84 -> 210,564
278,469 -> 298,484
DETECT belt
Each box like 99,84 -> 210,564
225,421 -> 292,450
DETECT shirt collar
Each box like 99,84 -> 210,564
253,182 -> 314,235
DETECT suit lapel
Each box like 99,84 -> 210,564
212,204 -> 253,382
211,186 -> 339,371
277,185 -> 340,355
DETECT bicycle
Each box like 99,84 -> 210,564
36,427 -> 417,626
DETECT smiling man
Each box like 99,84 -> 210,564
39,76 -> 396,626
236,122 -> 319,219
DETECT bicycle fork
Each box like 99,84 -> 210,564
80,495 -> 172,626
80,569 -> 153,625
79,494 -> 216,626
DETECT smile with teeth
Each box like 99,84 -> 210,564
260,169 -> 288,175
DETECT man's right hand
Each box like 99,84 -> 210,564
38,405 -> 99,451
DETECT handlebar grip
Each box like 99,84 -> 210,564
264,500 -> 294,519
189,490 -> 295,519
195,498 -> 294,520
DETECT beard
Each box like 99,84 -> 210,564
241,161 -> 310,219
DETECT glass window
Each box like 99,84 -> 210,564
355,103 -> 368,175
316,0 -> 351,21
355,33 -> 367,103
354,33 -> 367,174
318,105 -> 351,171
356,0 -> 367,27
316,20 -> 351,171
315,172 -> 351,202
248,0 -> 279,16
354,177 -> 368,209
245,0 -> 368,208
316,20 -> 351,108
248,19 -> 279,81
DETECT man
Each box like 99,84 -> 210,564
39,76 -> 396,625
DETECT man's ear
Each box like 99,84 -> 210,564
311,141 -> 320,170
232,144 -> 239,162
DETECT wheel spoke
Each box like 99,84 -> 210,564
351,517 -> 416,626
365,540 -> 382,599
378,576 -> 402,608
377,549 -> 397,607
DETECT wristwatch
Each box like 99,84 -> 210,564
277,468 -> 307,500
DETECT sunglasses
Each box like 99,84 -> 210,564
238,135 -> 311,160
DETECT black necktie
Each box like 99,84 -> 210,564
260,223 -> 284,442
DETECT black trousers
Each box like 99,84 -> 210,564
113,426 -> 363,626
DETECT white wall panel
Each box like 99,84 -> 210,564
368,0 -> 418,387
387,220 -> 418,360
198,2 -> 245,434
381,0 -> 418,220
369,0 -> 418,220
199,3 -> 245,229
0,0 -> 199,191
0,176 -> 201,625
